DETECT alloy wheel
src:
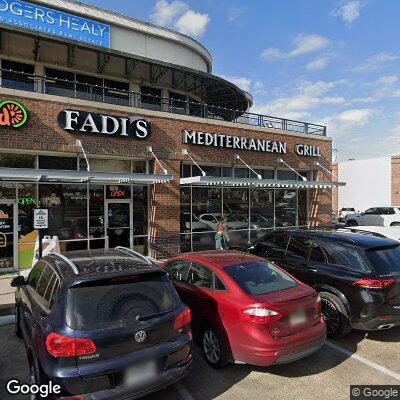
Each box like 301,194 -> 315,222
321,298 -> 340,335
202,330 -> 221,365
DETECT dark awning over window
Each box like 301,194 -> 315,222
180,176 -> 345,189
0,168 -> 172,184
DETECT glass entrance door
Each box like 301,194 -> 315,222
0,201 -> 17,270
105,200 -> 131,249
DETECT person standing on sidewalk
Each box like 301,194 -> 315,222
215,215 -> 229,250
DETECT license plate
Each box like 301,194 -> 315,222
290,309 -> 307,326
124,360 -> 157,388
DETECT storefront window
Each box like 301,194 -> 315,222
0,153 -> 35,168
18,183 -> 36,239
89,185 -> 104,247
131,160 -> 147,173
250,189 -> 274,230
89,159 -> 131,173
0,183 -> 16,198
277,170 -> 297,180
201,165 -> 221,177
275,189 -> 297,227
180,187 -> 191,233
181,164 -> 191,178
234,168 -> 249,178
298,189 -> 308,226
192,187 -> 222,229
132,186 -> 148,236
106,185 -> 131,200
39,156 -> 77,171
39,184 -> 88,247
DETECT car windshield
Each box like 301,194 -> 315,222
366,245 -> 400,274
224,261 -> 297,295
66,273 -> 181,330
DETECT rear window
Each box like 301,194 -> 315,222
225,261 -> 297,295
66,273 -> 181,330
366,245 -> 400,274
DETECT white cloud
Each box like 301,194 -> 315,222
306,56 -> 330,71
251,80 -> 346,120
150,0 -> 187,25
175,10 -> 210,37
376,75 -> 398,85
320,108 -> 376,134
220,75 -> 252,92
261,34 -> 330,61
228,6 -> 247,22
331,1 -> 365,25
351,52 -> 399,72
150,0 -> 210,38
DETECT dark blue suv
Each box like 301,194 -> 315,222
12,248 -> 192,399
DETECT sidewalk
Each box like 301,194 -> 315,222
0,277 -> 15,315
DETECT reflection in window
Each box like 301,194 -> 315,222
192,188 -> 222,225
180,187 -> 191,233
2,60 -> 34,91
275,189 -> 297,227
0,153 -> 35,168
277,170 -> 297,180
89,186 -> 104,241
132,186 -> 148,236
298,189 -> 308,226
39,184 -> 88,246
39,156 -> 77,171
18,183 -> 36,239
250,189 -> 274,230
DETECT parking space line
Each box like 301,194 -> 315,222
326,341 -> 400,381
175,382 -> 194,400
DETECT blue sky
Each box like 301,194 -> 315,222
85,0 -> 400,161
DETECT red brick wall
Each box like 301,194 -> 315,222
0,95 -> 333,257
332,163 -> 339,214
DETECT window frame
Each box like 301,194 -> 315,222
186,262 -> 213,290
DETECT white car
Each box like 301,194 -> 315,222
198,213 -> 248,230
345,207 -> 400,227
338,207 -> 355,222
337,226 -> 400,241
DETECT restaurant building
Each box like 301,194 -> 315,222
0,0 -> 341,271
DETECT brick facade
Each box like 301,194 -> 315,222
0,93 -> 333,258
391,156 -> 400,206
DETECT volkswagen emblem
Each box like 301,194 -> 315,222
135,330 -> 146,343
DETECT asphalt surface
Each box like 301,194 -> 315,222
0,321 -> 399,400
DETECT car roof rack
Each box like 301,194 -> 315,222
115,246 -> 153,265
49,252 -> 79,274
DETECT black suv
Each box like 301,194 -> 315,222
248,230 -> 400,338
12,247 -> 192,399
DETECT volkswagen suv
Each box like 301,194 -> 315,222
12,247 -> 192,399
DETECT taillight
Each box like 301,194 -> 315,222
46,333 -> 96,358
241,307 -> 281,323
174,307 -> 192,330
352,278 -> 395,289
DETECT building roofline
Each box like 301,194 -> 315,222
31,0 -> 213,73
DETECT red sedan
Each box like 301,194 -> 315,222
164,250 -> 326,368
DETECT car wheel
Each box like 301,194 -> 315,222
319,292 -> 352,339
28,356 -> 48,400
390,222 -> 400,226
346,220 -> 358,227
201,327 -> 228,369
15,307 -> 22,338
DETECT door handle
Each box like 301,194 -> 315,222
307,267 -> 318,273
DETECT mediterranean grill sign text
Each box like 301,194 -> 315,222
182,130 -> 321,157
58,110 -> 151,139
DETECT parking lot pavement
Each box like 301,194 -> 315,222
1,322 -> 399,400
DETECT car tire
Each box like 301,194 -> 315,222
319,292 -> 352,339
390,222 -> 400,226
15,307 -> 22,338
346,220 -> 358,227
28,355 -> 48,400
201,327 -> 229,369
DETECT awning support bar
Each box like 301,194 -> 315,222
314,161 -> 338,181
182,149 -> 206,176
277,158 -> 307,181
147,146 -> 168,175
235,154 -> 261,179
76,139 -> 90,172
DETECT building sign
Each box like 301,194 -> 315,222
0,232 -> 6,247
0,0 -> 111,48
58,110 -> 151,139
295,144 -> 321,157
33,208 -> 48,230
182,130 -> 287,154
0,100 -> 28,128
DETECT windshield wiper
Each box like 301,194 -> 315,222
136,310 -> 171,321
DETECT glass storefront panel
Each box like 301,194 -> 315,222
223,188 -> 249,229
89,159 -> 131,173
277,170 -> 297,180
180,187 -> 191,233
132,186 -> 148,236
250,189 -> 274,229
0,183 -> 16,198
192,187 -> 222,230
0,153 -> 35,168
275,189 -> 297,227
298,189 -> 308,226
39,184 -> 88,241
228,229 -> 249,247
62,240 -> 88,252
250,228 -> 272,242
0,202 -> 15,269
133,236 -> 148,255
39,156 -> 77,171
89,186 -> 104,240
192,232 -> 215,252
106,185 -> 131,200
180,233 -> 191,253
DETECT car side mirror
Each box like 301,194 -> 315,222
11,276 -> 26,287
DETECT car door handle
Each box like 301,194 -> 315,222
307,267 -> 318,273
